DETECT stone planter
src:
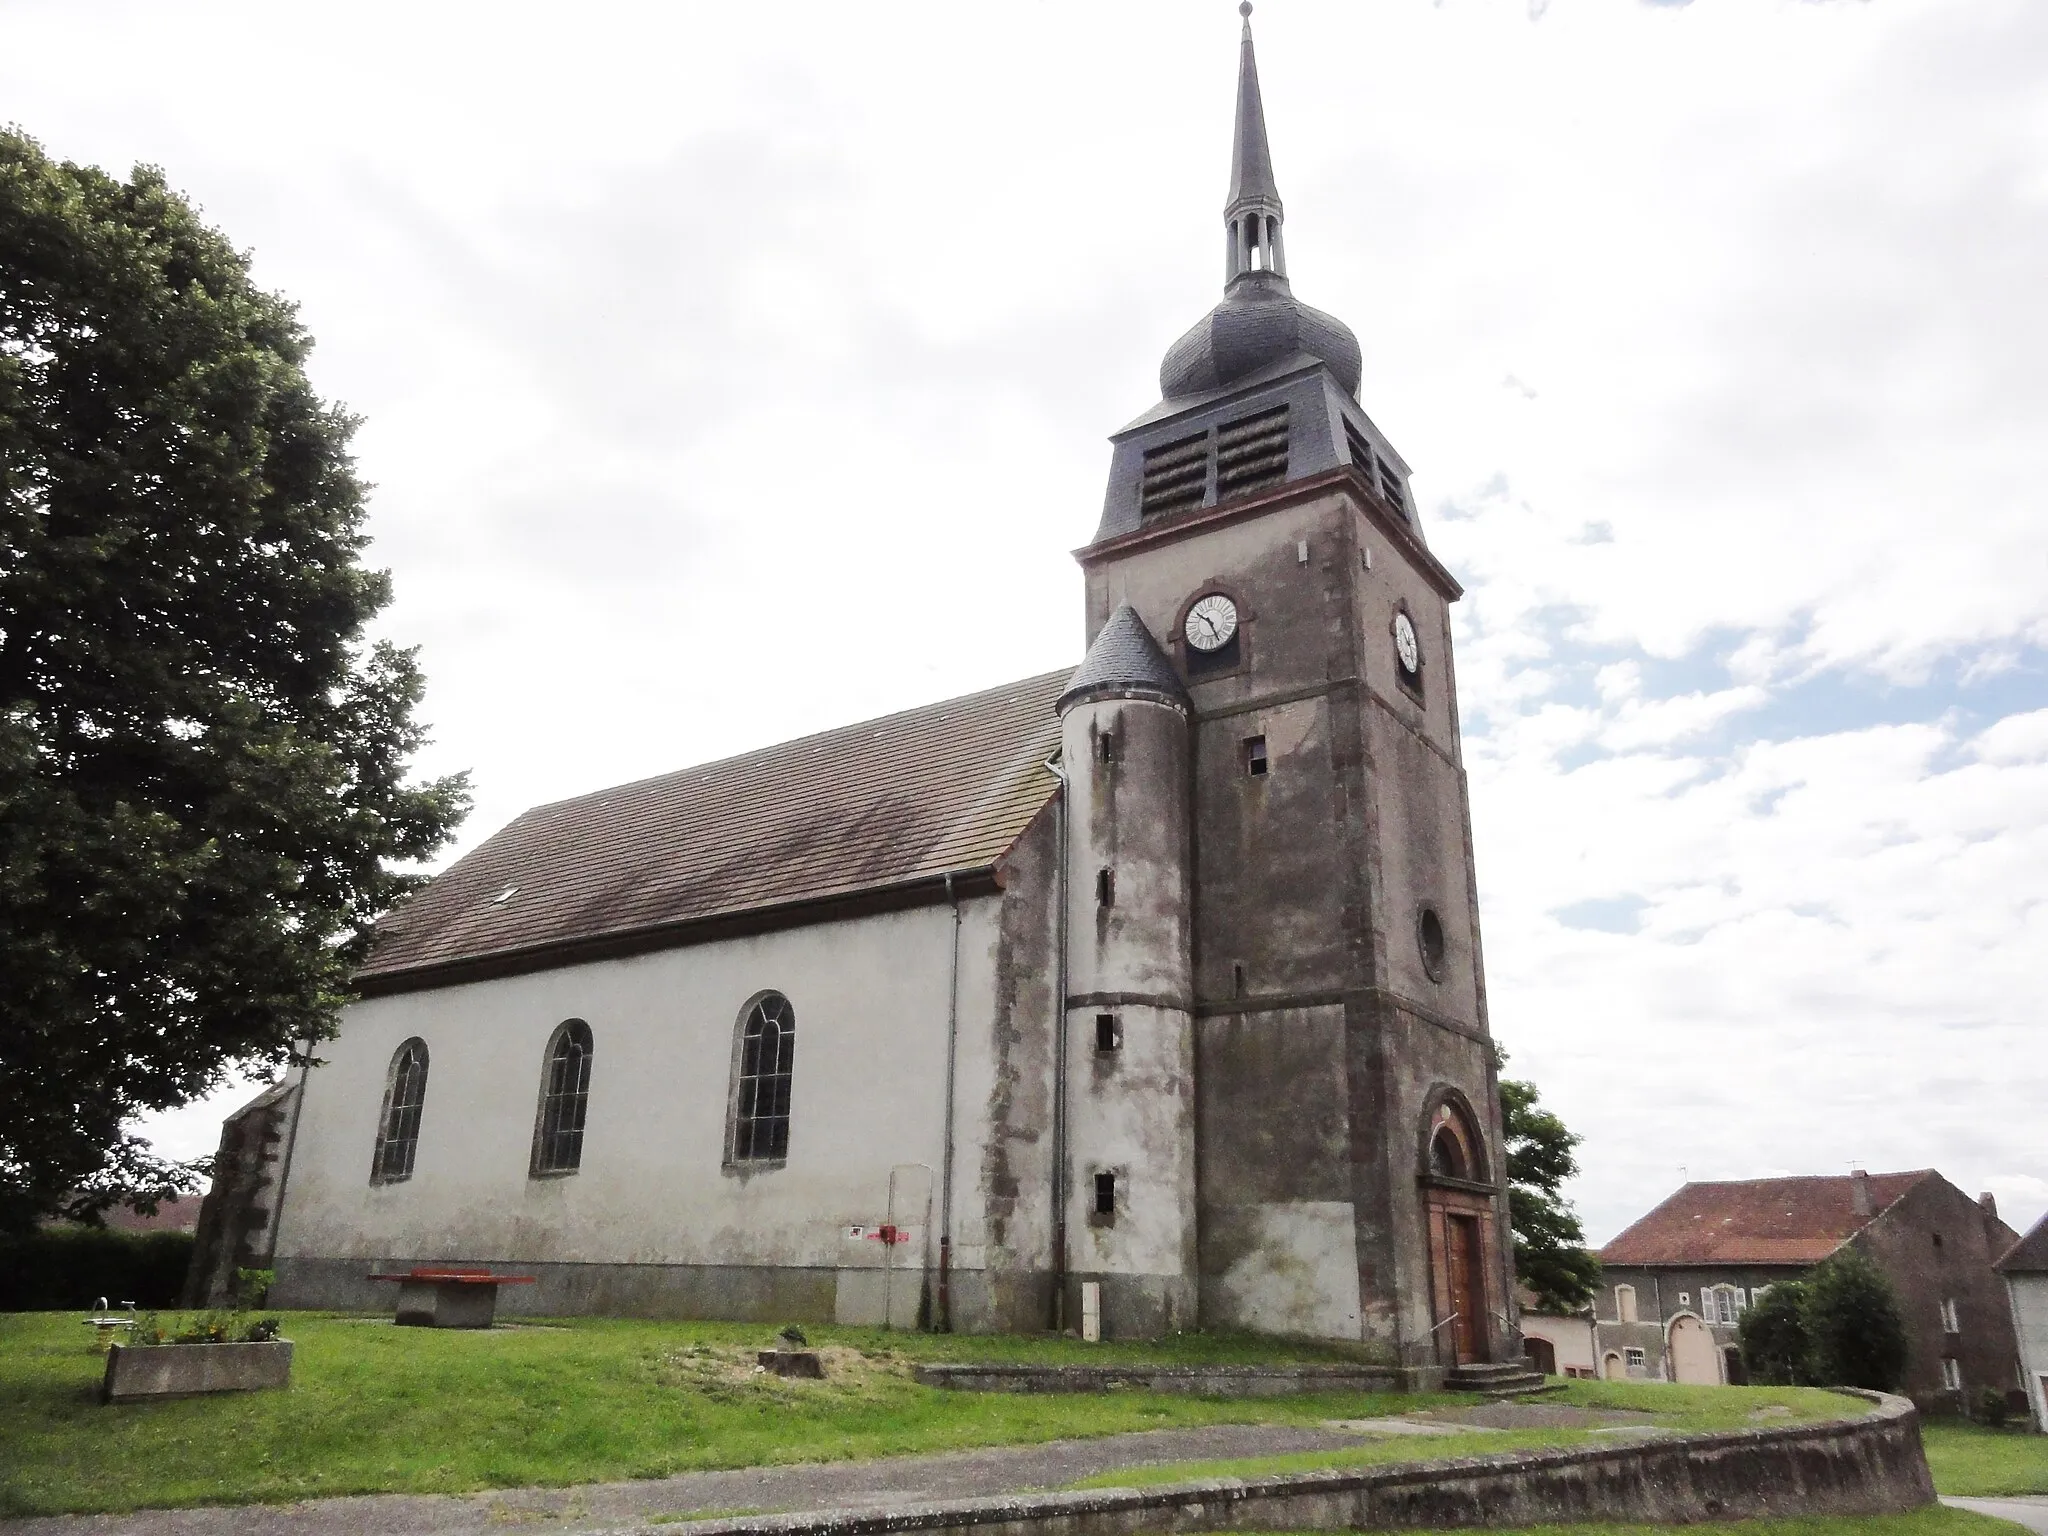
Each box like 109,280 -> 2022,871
102,1339 -> 293,1403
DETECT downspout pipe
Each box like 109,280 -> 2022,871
1044,753 -> 1070,1333
937,871 -> 962,1332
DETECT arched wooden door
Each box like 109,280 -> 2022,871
1421,1095 -> 1497,1367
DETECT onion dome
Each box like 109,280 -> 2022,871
1158,4 -> 1362,401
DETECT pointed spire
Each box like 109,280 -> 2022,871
1223,3 -> 1286,283
1058,605 -> 1188,715
1227,3 -> 1280,214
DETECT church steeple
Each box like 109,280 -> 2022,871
1225,3 -> 1286,283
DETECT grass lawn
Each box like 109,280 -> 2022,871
0,1310 -> 1441,1517
1921,1419 -> 2048,1497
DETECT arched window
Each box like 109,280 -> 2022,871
1422,1096 -> 1486,1184
530,1019 -> 594,1176
1429,1123 -> 1468,1180
728,992 -> 795,1164
371,1038 -> 429,1185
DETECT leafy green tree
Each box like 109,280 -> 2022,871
0,131 -> 467,1232
1498,1070 -> 1601,1314
1737,1278 -> 1812,1385
1803,1247 -> 1908,1391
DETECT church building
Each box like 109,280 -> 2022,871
261,10 -> 1516,1378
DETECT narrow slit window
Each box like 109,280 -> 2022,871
1094,1171 -> 1116,1216
370,1038 -> 429,1185
1096,867 -> 1114,907
1245,735 -> 1268,776
1095,1014 -> 1121,1053
729,992 -> 796,1164
1232,962 -> 1246,996
530,1019 -> 593,1176
1099,732 -> 1115,765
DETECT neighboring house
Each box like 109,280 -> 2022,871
100,1197 -> 203,1235
1517,1290 -> 1598,1378
1597,1170 -> 2022,1408
1997,1212 -> 2048,1431
253,16 -> 1521,1374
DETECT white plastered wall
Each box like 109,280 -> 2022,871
274,898 -> 1011,1280
2008,1274 -> 2048,1432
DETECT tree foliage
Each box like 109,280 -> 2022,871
1736,1251 -> 1908,1392
1804,1247 -> 1908,1391
1736,1278 -> 1812,1385
1498,1070 -> 1601,1314
0,131 -> 467,1232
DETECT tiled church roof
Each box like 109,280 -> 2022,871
1599,1172 -> 1933,1266
357,670 -> 1067,995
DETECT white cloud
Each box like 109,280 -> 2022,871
3,0 -> 2042,1241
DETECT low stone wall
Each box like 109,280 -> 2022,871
914,1363 -> 1403,1397
640,1390 -> 1930,1536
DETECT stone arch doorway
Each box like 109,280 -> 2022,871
1418,1092 -> 1498,1367
1602,1350 -> 1624,1380
1668,1314 -> 1719,1384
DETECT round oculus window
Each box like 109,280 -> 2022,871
1184,594 -> 1239,653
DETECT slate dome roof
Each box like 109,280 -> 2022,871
1159,270 -> 1362,401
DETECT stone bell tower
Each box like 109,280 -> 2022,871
1064,4 -> 1515,1380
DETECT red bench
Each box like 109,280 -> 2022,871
368,1267 -> 535,1329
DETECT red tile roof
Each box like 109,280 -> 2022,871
1599,1172 -> 1934,1266
358,671 -> 1067,993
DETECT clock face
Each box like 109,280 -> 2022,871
1393,611 -> 1420,676
1184,594 -> 1239,653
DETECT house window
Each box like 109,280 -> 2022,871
1703,1285 -> 1745,1326
530,1019 -> 593,1176
370,1038 -> 429,1185
728,992 -> 796,1164
1614,1283 -> 1638,1324
1625,1347 -> 1646,1371
1095,1014 -> 1122,1053
1099,731 -> 1115,765
1245,736 -> 1268,776
1941,1357 -> 1962,1392
1096,867 -> 1115,907
1940,1297 -> 1960,1334
1429,1125 -> 1468,1180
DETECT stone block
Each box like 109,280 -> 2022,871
101,1340 -> 293,1403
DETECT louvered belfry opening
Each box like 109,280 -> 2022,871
1215,404 -> 1289,501
1140,430 -> 1208,519
1343,417 -> 1408,521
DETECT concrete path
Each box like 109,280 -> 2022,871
0,1420 -> 1460,1536
1945,1495 -> 2048,1533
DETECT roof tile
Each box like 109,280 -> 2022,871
1599,1172 -> 1933,1267
360,671 -> 1067,987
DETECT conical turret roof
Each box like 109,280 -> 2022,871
1058,605 -> 1187,715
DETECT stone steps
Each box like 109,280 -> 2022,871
1445,1360 -> 1550,1395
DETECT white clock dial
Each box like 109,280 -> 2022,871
1183,594 -> 1239,653
1393,611 -> 1420,675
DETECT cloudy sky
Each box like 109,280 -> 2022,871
7,0 -> 2044,1244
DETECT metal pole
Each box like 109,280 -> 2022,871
937,872 -> 961,1331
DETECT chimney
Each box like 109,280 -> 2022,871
1850,1168 -> 1873,1217
1980,1192 -> 1999,1233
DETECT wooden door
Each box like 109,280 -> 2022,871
1447,1214 -> 1487,1365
